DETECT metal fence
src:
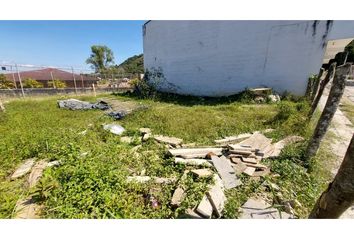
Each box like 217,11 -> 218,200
0,63 -> 139,97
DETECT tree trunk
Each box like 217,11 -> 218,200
309,133 -> 354,218
309,63 -> 336,118
305,63 -> 351,159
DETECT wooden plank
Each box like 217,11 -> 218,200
214,133 -> 252,145
210,155 -> 241,189
229,149 -> 252,156
238,132 -> 272,152
242,158 -> 258,164
154,135 -> 183,147
11,158 -> 36,180
27,160 -> 48,188
243,162 -> 268,169
169,148 -> 223,157
232,162 -> 248,175
191,169 -> 213,178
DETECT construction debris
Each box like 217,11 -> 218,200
120,136 -> 133,143
14,197 -> 41,219
47,160 -> 61,167
206,174 -> 226,217
269,136 -> 305,157
106,110 -> 128,120
196,195 -> 213,218
57,99 -> 110,110
171,187 -> 186,207
27,160 -> 48,188
239,197 -> 294,219
191,169 -> 213,178
169,148 -> 223,158
154,135 -> 183,147
139,128 -> 151,134
214,133 -> 252,145
103,124 -> 125,135
10,158 -> 36,180
126,176 -> 176,184
209,154 -> 242,189
243,167 -> 256,176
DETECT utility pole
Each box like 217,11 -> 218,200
50,71 -> 56,89
15,64 -> 25,97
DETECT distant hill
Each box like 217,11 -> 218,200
118,54 -> 144,74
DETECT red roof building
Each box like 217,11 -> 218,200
5,68 -> 98,88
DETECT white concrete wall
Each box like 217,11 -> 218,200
143,20 -> 354,97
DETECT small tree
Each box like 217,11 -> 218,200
86,45 -> 115,74
23,78 -> 43,88
48,79 -> 66,89
0,74 -> 15,89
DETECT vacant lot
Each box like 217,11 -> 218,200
0,93 -> 330,218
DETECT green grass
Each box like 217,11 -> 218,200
0,93 -> 327,218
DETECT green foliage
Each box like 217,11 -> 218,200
48,79 -> 66,89
117,54 -> 143,74
132,68 -> 165,99
23,78 -> 43,88
0,74 -> 15,89
329,39 -> 354,66
86,45 -> 115,74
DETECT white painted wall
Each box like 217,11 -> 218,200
143,20 -> 354,96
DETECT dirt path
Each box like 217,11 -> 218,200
317,85 -> 354,218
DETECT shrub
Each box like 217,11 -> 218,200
23,78 -> 43,88
0,74 -> 15,89
48,79 -> 66,88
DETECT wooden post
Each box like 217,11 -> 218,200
50,71 -> 56,89
15,64 -> 25,97
305,63 -> 351,159
80,74 -> 84,90
309,134 -> 354,218
310,68 -> 325,101
71,67 -> 78,95
92,83 -> 96,97
309,63 -> 336,118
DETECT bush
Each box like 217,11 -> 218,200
0,74 -> 15,89
48,79 -> 66,88
23,78 -> 43,88
132,68 -> 165,99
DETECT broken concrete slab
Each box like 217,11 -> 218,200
239,197 -> 293,219
243,167 -> 256,176
196,195 -> 213,218
238,132 -> 272,153
210,154 -> 241,189
14,196 -> 41,219
169,148 -> 223,157
175,157 -> 212,167
206,174 -> 226,217
103,123 -> 125,135
269,136 -> 305,157
171,187 -> 186,207
232,162 -> 248,175
10,158 -> 36,180
28,160 -> 48,188
191,169 -> 213,178
154,135 -> 183,147
120,136 -> 133,143
214,133 -> 252,145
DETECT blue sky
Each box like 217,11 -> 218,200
0,20 -> 145,70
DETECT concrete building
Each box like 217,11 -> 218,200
143,20 -> 354,96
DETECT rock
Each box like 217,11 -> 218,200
191,169 -> 213,178
268,94 -> 281,102
171,187 -> 186,207
174,157 -> 212,167
210,154 -> 241,189
126,176 -> 151,183
103,124 -> 125,135
27,160 -> 48,188
169,148 -> 223,158
139,128 -> 151,134
120,136 -> 133,143
243,167 -> 256,176
206,174 -> 226,217
142,133 -> 151,141
196,195 -> 213,218
14,196 -> 41,219
47,160 -> 61,167
214,133 -> 252,145
11,158 -> 36,180
154,135 -> 183,147
240,197 -> 294,219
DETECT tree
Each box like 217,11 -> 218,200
86,45 -> 115,73
23,78 -> 43,88
48,79 -> 66,89
309,133 -> 354,218
328,39 -> 354,66
0,74 -> 15,89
